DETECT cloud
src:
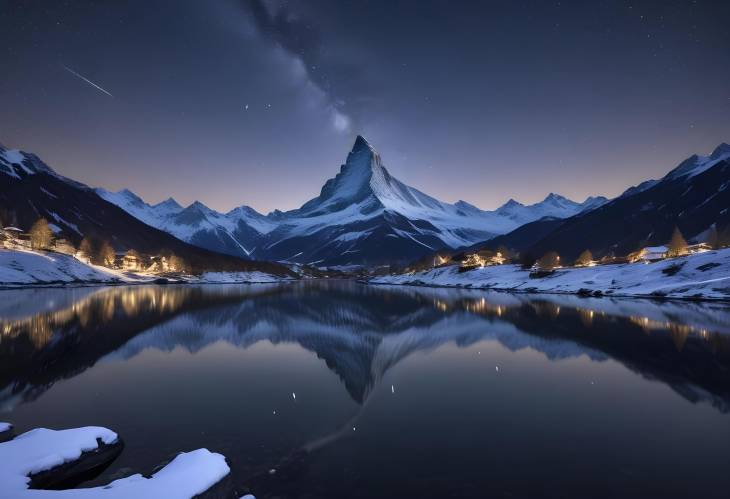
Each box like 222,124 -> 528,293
241,0 -> 358,134
332,109 -> 350,132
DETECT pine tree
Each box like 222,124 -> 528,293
718,225 -> 730,249
496,245 -> 512,262
98,241 -> 116,267
168,255 -> 185,272
79,237 -> 94,261
705,226 -> 718,249
666,227 -> 688,257
519,252 -> 536,269
537,251 -> 560,270
576,249 -> 593,266
29,218 -> 54,250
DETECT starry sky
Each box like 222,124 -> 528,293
1,0 -> 728,213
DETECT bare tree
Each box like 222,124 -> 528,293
666,227 -> 688,257
575,249 -> 593,266
29,218 -> 54,250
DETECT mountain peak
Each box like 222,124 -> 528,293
498,198 -> 524,210
710,142 -> 730,160
542,193 -> 568,203
154,197 -> 182,211
454,200 -> 480,212
112,188 -> 146,206
351,135 -> 375,154
187,200 -> 212,212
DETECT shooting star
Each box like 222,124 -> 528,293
62,65 -> 114,97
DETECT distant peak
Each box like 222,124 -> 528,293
154,197 -> 182,210
542,193 -> 567,203
117,188 -> 145,204
454,200 -> 480,212
187,200 -> 210,212
710,142 -> 730,159
496,198 -> 524,211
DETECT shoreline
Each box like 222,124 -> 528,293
368,248 -> 730,304
366,279 -> 730,304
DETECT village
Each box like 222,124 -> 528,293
0,217 -> 187,276
421,226 -> 718,276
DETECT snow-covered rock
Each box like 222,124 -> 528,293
0,425 -> 230,498
371,248 -> 730,300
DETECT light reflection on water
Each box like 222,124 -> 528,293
1,282 -> 729,498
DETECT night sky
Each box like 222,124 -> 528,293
1,0 -> 728,213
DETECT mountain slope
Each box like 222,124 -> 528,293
0,145 -> 294,275
526,143 -> 730,260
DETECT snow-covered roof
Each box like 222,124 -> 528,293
643,246 -> 668,253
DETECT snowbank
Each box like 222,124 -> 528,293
0,425 -> 230,498
0,249 -> 149,287
371,248 -> 730,301
0,249 -> 293,287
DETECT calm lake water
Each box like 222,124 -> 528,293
1,281 -> 729,498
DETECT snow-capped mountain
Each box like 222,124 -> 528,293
495,193 -> 607,224
96,188 -> 276,259
99,136 -> 604,266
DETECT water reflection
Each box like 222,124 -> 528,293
1,282 -> 729,415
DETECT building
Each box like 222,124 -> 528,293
1,227 -> 30,249
122,251 -> 142,271
687,243 -> 712,254
460,250 -> 506,271
629,245 -> 668,263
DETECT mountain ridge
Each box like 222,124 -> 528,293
96,135 -> 605,266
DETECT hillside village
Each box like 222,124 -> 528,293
1,217 -> 188,275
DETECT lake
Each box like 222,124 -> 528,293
1,281 -> 729,498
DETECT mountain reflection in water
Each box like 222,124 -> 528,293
2,282 -> 729,413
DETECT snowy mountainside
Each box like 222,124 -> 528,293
527,142 -> 730,260
96,188 -> 276,259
